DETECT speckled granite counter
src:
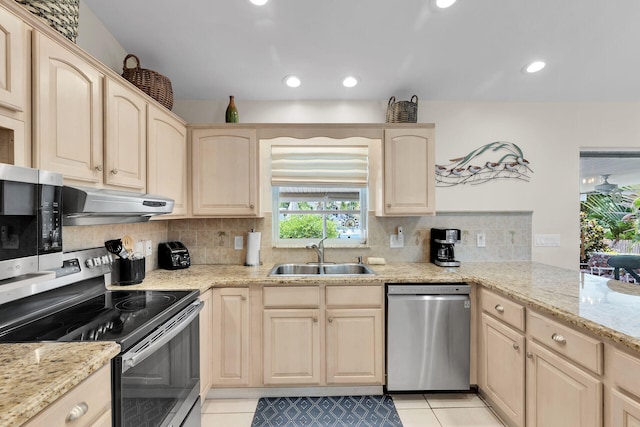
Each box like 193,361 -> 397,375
0,342 -> 120,427
111,261 -> 640,353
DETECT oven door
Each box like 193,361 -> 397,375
113,301 -> 202,427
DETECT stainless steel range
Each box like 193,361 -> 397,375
0,247 -> 202,427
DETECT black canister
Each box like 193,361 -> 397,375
117,257 -> 145,285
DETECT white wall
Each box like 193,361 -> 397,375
174,99 -> 640,270
76,1 -> 128,72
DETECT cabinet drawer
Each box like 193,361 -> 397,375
263,286 -> 320,307
480,288 -> 525,331
528,311 -> 603,375
610,349 -> 640,396
326,286 -> 382,307
24,364 -> 111,427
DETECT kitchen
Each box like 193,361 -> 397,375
0,0 -> 639,426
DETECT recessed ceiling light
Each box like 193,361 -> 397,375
342,76 -> 359,88
249,0 -> 268,5
525,61 -> 546,73
435,0 -> 457,8
283,75 -> 301,88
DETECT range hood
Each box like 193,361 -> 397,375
62,186 -> 175,226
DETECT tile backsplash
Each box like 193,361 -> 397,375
64,212 -> 531,269
164,211 -> 532,265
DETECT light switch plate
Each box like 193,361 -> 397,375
390,234 -> 403,248
145,240 -> 152,256
234,236 -> 244,250
477,232 -> 486,247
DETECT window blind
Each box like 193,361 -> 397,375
271,146 -> 368,187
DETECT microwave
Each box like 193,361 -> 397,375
0,164 -> 63,281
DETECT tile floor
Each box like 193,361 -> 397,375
201,393 -> 506,426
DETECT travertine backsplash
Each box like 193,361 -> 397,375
64,212 -> 531,269
165,212 -> 532,265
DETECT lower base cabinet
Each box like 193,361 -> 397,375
610,388 -> 640,427
526,340 -> 602,427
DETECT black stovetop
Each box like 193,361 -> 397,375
0,288 -> 199,351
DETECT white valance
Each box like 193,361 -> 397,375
271,146 -> 368,187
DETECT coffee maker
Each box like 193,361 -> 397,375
430,228 -> 461,267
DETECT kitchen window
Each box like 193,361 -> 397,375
271,144 -> 369,247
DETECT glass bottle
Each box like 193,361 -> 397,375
225,95 -> 239,123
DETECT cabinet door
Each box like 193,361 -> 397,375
479,313 -> 525,427
33,31 -> 103,184
526,340 -> 602,427
191,128 -> 259,216
148,104 -> 188,216
263,308 -> 321,385
104,78 -> 146,191
382,128 -> 435,216
611,388 -> 640,427
0,4 -> 25,112
211,288 -> 250,386
325,308 -> 383,385
199,289 -> 212,398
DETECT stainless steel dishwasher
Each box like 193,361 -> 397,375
386,283 -> 471,392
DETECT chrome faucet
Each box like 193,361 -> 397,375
306,237 -> 328,264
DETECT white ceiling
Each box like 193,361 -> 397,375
83,0 -> 640,102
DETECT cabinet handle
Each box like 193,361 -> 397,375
313,317 -> 318,323
386,203 -> 392,208
551,333 -> 567,344
94,165 -> 103,172
249,204 -> 255,209
494,304 -> 505,313
513,343 -> 519,350
241,296 -> 246,301
328,317 -> 333,323
111,168 -> 119,175
526,352 -> 533,359
66,402 -> 89,422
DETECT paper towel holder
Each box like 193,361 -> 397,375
244,229 -> 262,266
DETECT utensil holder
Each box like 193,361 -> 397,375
117,258 -> 145,285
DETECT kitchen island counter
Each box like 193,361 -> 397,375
0,341 -> 120,427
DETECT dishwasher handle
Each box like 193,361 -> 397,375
387,283 -> 470,295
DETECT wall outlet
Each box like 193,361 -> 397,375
234,236 -> 244,250
477,232 -> 486,247
534,234 -> 561,247
390,234 -> 403,248
145,240 -> 153,256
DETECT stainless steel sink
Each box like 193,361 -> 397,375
268,263 -> 375,276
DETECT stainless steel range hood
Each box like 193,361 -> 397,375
62,185 -> 175,226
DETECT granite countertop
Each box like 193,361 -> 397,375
0,342 -> 120,427
113,261 -> 640,353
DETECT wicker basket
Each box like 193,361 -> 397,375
386,95 -> 418,123
15,0 -> 79,42
122,54 -> 174,110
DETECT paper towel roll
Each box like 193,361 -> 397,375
245,231 -> 261,266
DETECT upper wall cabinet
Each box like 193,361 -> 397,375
191,127 -> 260,217
379,127 -> 435,216
32,31 -> 103,184
148,104 -> 188,217
0,4 -> 25,113
104,77 -> 147,191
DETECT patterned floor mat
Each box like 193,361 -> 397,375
251,395 -> 403,427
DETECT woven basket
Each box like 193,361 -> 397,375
122,54 -> 174,110
15,0 -> 79,42
386,95 -> 418,123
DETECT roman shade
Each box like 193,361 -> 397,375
271,146 -> 368,187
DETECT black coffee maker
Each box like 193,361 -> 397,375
430,228 -> 461,267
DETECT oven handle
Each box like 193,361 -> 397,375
121,300 -> 203,373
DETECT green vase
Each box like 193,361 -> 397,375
225,95 -> 239,123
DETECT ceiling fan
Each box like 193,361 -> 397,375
594,174 -> 619,194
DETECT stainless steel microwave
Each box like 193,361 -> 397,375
0,164 -> 63,280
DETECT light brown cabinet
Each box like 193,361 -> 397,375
32,31 -> 103,184
211,287 -> 250,387
104,77 -> 147,191
147,104 -> 188,217
526,340 -> 602,427
199,289 -> 212,399
24,364 -> 111,427
479,312 -> 525,427
380,127 -> 435,216
191,127 -> 259,217
0,3 -> 26,113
